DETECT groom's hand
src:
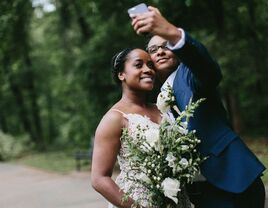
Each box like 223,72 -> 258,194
131,6 -> 181,45
131,6 -> 170,36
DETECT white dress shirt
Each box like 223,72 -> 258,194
161,28 -> 185,91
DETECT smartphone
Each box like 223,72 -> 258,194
127,3 -> 149,17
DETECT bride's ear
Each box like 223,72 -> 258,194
118,72 -> 125,81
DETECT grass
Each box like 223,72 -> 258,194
10,137 -> 268,183
12,149 -> 90,174
258,155 -> 268,183
244,137 -> 268,183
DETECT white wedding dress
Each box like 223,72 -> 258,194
108,110 -> 191,208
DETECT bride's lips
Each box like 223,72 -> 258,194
140,76 -> 154,82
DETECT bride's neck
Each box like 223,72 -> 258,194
121,91 -> 148,108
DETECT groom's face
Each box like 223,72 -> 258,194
147,36 -> 179,78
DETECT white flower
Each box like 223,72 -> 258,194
161,112 -> 176,124
135,173 -> 151,184
176,137 -> 182,143
178,126 -> 188,135
181,121 -> 188,129
181,145 -> 189,151
144,129 -> 159,148
165,152 -> 176,168
156,91 -> 170,113
176,166 -> 182,172
161,178 -> 181,204
179,158 -> 189,168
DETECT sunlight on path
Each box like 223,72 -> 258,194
0,163 -> 108,208
0,163 -> 267,208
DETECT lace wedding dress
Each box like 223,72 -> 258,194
108,110 -> 191,208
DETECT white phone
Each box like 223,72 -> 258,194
127,3 -> 149,17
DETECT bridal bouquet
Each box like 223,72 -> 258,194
121,84 -> 205,208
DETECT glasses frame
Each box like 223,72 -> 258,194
146,41 -> 169,54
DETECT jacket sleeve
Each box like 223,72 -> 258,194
172,32 -> 222,91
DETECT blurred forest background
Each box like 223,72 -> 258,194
0,0 -> 268,159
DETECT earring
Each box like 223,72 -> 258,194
118,74 -> 125,81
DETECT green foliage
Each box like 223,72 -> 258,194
0,0 -> 267,150
0,131 -> 32,161
13,149 -> 87,173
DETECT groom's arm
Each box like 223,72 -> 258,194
132,6 -> 222,90
170,31 -> 222,90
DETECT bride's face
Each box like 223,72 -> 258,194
119,49 -> 156,91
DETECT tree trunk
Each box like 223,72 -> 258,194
0,111 -> 8,133
247,0 -> 263,96
246,0 -> 265,121
24,54 -> 45,149
208,0 -> 224,34
224,92 -> 243,133
0,89 -> 8,133
45,87 -> 58,144
2,55 -> 35,140
71,1 -> 92,42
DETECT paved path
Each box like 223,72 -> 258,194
0,163 -> 107,208
0,163 -> 267,208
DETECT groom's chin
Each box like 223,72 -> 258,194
156,66 -> 175,78
156,62 -> 172,72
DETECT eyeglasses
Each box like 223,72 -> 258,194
146,41 -> 169,54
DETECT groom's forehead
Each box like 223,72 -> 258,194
148,36 -> 166,47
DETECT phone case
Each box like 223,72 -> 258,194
127,3 -> 148,17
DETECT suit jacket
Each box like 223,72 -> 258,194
172,32 -> 265,193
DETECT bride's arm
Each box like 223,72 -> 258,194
91,111 -> 139,208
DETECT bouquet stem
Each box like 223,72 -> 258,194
172,105 -> 181,115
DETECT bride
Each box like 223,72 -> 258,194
91,48 -> 191,208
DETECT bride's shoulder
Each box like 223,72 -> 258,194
95,109 -> 125,139
102,110 -> 123,124
97,105 -> 126,128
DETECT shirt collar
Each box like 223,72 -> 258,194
161,64 -> 181,91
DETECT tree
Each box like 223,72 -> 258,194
0,0 -> 267,151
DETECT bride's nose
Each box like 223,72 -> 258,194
143,65 -> 154,74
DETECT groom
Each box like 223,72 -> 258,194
131,6 -> 266,208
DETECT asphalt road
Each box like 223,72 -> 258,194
0,163 -> 107,208
0,163 -> 267,208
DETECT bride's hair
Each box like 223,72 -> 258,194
111,48 -> 134,84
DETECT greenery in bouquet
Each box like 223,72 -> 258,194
121,84 -> 206,208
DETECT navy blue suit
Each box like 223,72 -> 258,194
171,33 -> 266,207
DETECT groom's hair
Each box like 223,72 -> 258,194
111,48 -> 134,84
